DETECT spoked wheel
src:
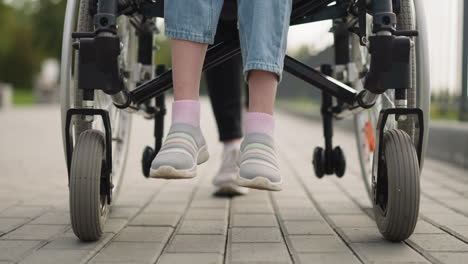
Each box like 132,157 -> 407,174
350,0 -> 430,199
337,0 -> 430,241
374,129 -> 420,241
60,0 -> 138,240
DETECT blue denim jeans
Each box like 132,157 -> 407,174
165,0 -> 292,81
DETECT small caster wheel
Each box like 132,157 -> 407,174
142,146 -> 155,178
312,147 -> 325,178
374,129 -> 420,242
333,146 -> 346,177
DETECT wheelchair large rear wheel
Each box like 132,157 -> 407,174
60,0 -> 138,240
352,0 -> 430,199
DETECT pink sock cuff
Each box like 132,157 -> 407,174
172,100 -> 200,126
245,112 -> 275,137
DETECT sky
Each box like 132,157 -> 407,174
287,0 -> 464,94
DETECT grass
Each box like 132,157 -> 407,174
13,89 -> 34,105
430,104 -> 460,121
276,97 -> 320,116
278,97 -> 467,122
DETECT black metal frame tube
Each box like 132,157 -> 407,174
98,0 -> 118,14
372,0 -> 393,14
283,56 -> 358,104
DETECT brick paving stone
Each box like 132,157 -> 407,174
231,227 -> 282,243
43,232 -> 113,250
102,218 -> 128,233
414,220 -> 445,234
0,218 -> 29,234
447,226 -> 468,241
274,199 -> 314,209
114,226 -> 173,243
2,224 -> 66,240
283,221 -> 334,235
424,213 -> 468,226
29,212 -> 70,225
89,242 -> 163,263
178,220 -> 227,235
297,252 -> 361,264
278,208 -> 322,221
130,213 -> 181,227
20,249 -> 89,264
289,235 -> 349,253
191,199 -> 229,209
108,207 -> 139,219
143,203 -> 187,214
352,242 -> 429,263
166,235 -> 225,253
232,203 -> 274,214
157,253 -> 223,264
420,203 -> 454,214
321,202 -> 363,215
328,215 -> 376,227
338,227 -> 385,243
431,252 -> 468,264
231,214 -> 278,227
409,233 -> 468,251
229,243 -> 292,264
0,240 -> 41,262
185,209 -> 228,220
0,207 -> 47,219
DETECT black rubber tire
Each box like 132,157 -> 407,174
333,146 -> 346,178
70,130 -> 108,241
313,147 -> 325,179
142,146 -> 155,178
374,129 -> 420,242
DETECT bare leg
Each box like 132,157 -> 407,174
171,39 -> 208,101
248,70 -> 278,114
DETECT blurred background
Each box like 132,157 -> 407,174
0,0 -> 467,122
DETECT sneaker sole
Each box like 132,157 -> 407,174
214,183 -> 249,196
236,176 -> 282,191
149,147 -> 209,179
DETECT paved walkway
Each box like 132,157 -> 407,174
0,101 -> 467,264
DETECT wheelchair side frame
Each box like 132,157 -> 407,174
67,0 -> 424,178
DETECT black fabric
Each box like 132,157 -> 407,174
206,21 -> 246,142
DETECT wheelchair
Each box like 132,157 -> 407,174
60,0 -> 430,242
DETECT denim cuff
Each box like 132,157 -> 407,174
165,29 -> 214,44
243,62 -> 283,83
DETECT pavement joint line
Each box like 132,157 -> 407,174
421,190 -> 468,218
224,199 -> 233,264
278,151 -> 366,264
418,191 -> 468,243
0,209 -> 49,239
268,192 -> 302,264
153,175 -> 213,263
422,174 -> 467,195
404,238 -> 460,264
82,181 -> 169,263
331,177 -> 442,264
419,214 -> 468,244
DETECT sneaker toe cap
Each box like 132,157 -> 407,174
239,163 -> 281,183
151,152 -> 194,170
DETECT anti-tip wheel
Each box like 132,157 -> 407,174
142,146 -> 155,178
333,146 -> 346,178
312,147 -> 325,179
373,129 -> 420,242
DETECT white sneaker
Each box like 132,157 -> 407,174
212,146 -> 249,196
